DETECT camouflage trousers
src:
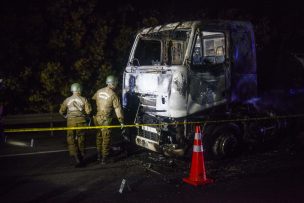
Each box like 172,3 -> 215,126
94,115 -> 113,158
66,117 -> 87,156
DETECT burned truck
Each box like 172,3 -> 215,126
122,20 -> 304,159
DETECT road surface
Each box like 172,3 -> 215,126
0,130 -> 303,203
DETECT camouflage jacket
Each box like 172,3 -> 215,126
59,94 -> 92,118
92,86 -> 124,123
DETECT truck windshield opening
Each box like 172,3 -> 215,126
133,29 -> 191,66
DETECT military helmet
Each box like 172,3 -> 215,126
106,75 -> 118,88
70,83 -> 82,93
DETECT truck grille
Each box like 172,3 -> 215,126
139,95 -> 156,107
141,130 -> 159,142
139,114 -> 160,142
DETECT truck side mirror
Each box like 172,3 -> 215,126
130,58 -> 140,66
185,58 -> 191,66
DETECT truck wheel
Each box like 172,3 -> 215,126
208,127 -> 240,159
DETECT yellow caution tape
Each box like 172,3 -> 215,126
4,114 -> 304,133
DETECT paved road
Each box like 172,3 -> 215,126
0,131 -> 303,203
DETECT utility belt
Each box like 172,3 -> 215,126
95,110 -> 112,119
67,116 -> 91,126
67,115 -> 85,118
93,115 -> 112,125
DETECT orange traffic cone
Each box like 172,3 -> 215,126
183,125 -> 214,186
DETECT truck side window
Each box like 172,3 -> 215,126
202,32 -> 225,65
134,39 -> 161,66
165,40 -> 185,65
192,35 -> 203,65
171,41 -> 184,65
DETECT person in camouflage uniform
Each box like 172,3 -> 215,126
92,75 -> 124,164
59,83 -> 92,167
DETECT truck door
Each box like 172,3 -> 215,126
189,30 -> 227,110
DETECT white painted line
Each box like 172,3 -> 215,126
0,146 -> 96,158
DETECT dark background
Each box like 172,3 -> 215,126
1,0 -> 304,114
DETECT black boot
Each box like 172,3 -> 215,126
74,154 -> 85,168
80,151 -> 85,160
70,156 -> 76,166
97,150 -> 102,164
101,156 -> 108,165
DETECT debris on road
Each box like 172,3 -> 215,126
118,178 -> 131,194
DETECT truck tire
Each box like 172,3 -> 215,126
207,125 -> 241,159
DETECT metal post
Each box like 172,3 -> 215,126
50,112 -> 54,136
30,138 -> 34,148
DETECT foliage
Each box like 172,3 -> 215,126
1,1 -> 304,114
28,62 -> 65,112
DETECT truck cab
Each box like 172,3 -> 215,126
122,20 -> 260,158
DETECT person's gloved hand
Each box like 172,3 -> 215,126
85,116 -> 91,126
121,129 -> 130,142
60,114 -> 67,119
120,123 -> 124,129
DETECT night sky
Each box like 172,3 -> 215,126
1,0 -> 304,113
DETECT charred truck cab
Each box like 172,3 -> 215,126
122,21 -> 283,159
